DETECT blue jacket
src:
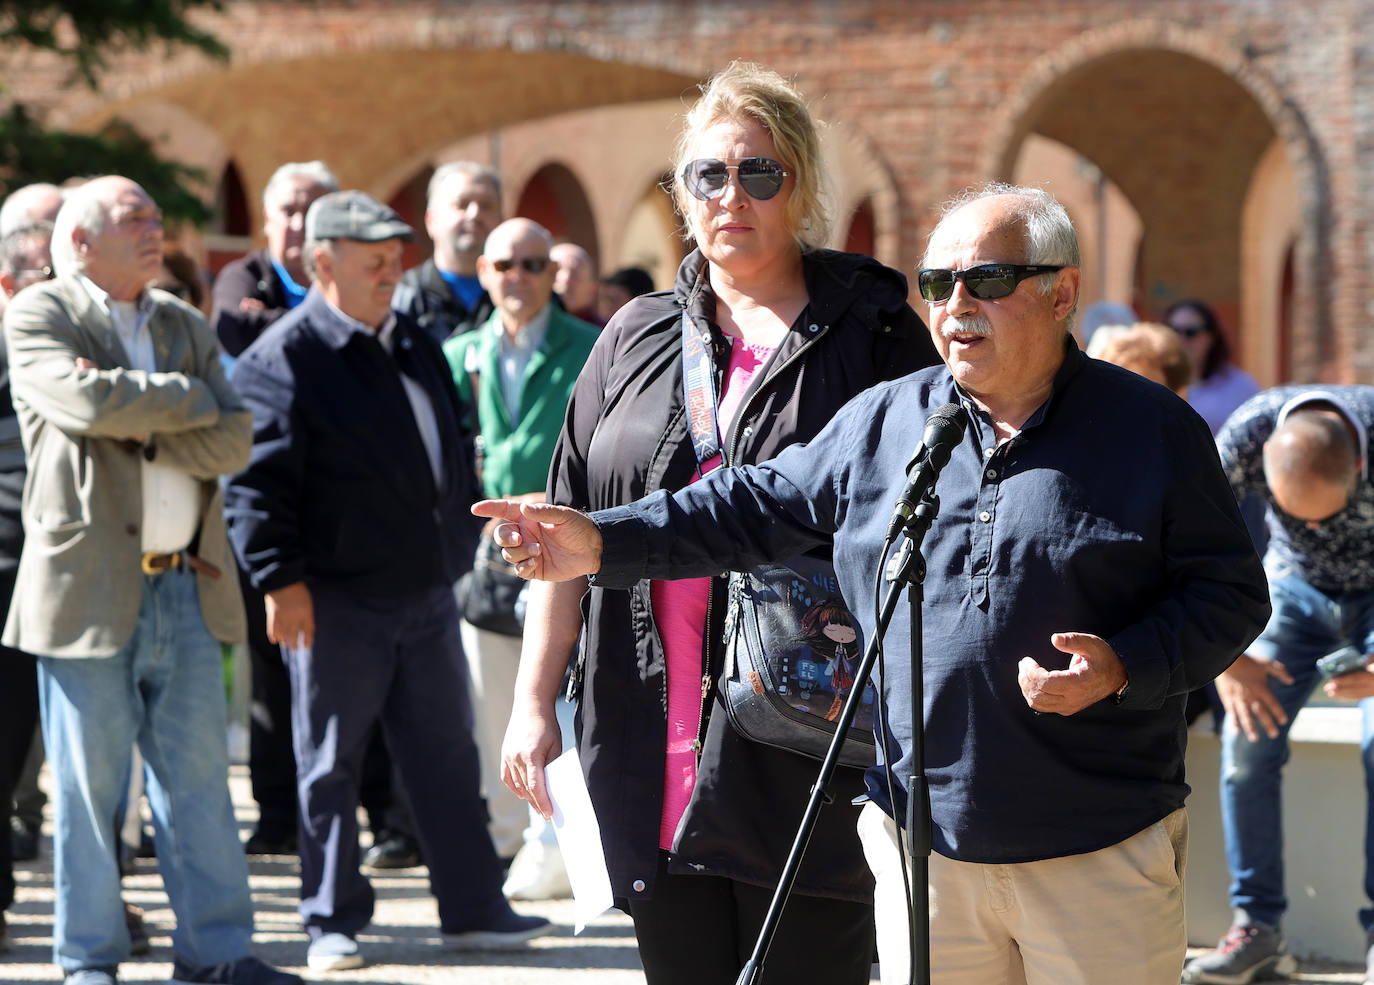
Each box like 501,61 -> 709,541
225,288 -> 481,599
592,340 -> 1271,863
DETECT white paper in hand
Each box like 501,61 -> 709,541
543,747 -> 613,933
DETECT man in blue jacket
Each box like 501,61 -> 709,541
477,185 -> 1271,985
224,191 -> 549,973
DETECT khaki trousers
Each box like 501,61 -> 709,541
858,801 -> 1187,985
458,618 -> 529,860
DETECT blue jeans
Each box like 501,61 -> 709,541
1219,558 -> 1374,931
38,569 -> 254,972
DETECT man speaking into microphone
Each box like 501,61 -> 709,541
476,184 -> 1270,985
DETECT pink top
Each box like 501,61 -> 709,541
651,336 -> 777,851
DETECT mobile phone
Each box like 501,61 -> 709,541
1317,645 -> 1368,679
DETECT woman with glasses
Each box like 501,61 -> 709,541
1163,298 -> 1259,435
500,61 -> 938,983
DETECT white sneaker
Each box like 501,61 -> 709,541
307,932 -> 364,972
502,841 -> 572,900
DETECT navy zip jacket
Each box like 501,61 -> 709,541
225,288 -> 481,598
591,340 -> 1271,864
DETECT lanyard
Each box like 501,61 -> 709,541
680,311 -> 723,476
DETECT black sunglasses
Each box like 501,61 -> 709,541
681,158 -> 791,202
491,256 -> 551,275
917,263 -> 1065,303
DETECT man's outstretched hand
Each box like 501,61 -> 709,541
471,500 -> 604,582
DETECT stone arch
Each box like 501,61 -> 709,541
513,162 -> 599,266
979,18 -> 1326,380
823,123 -> 903,268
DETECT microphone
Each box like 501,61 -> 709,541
885,402 -> 969,541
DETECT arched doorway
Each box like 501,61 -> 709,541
984,32 -> 1318,385
514,163 -> 598,267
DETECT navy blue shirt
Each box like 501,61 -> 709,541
591,341 -> 1270,863
1217,384 -> 1374,595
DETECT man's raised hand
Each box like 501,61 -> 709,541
470,500 -> 604,582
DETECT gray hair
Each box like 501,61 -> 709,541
924,182 -> 1081,329
0,222 -> 53,277
427,161 -> 502,211
50,181 -> 112,278
262,161 -> 338,212
0,183 -> 64,238
302,237 -> 330,284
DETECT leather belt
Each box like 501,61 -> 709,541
140,551 -> 221,579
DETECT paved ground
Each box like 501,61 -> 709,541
2,766 -> 1367,983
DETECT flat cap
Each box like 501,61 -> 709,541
305,190 -> 415,243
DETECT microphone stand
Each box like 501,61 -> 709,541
735,490 -> 940,985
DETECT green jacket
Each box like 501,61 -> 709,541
443,305 -> 599,498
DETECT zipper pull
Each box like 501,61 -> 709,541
691,738 -> 703,757
700,673 -> 712,699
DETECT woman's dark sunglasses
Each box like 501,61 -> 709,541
681,157 -> 791,202
917,263 -> 1065,303
491,256 -> 551,275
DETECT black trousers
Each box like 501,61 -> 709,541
628,852 -> 875,985
0,644 -> 38,910
241,565 -> 413,839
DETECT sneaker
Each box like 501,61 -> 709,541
362,831 -> 421,870
124,902 -> 150,957
306,932 -> 364,973
64,970 -> 117,985
442,909 -> 551,951
169,955 -> 302,985
502,840 -> 572,901
1181,923 -> 1298,984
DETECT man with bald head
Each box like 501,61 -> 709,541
550,241 -> 599,325
476,184 -> 1270,983
3,176 -> 297,985
443,218 -> 597,888
1185,385 -> 1374,984
0,182 -> 63,238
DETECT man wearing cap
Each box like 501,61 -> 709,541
4,176 -> 298,985
1185,384 -> 1374,985
224,190 -> 550,973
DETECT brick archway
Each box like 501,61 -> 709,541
979,18 -> 1325,379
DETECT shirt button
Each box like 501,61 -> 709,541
979,511 -> 992,523
126,523 -> 138,537
632,879 -> 646,893
985,468 -> 997,480
983,447 -> 994,459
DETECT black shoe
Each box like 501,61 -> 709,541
243,830 -> 297,856
362,831 -> 421,869
9,816 -> 38,862
169,955 -> 302,985
124,903 -> 150,957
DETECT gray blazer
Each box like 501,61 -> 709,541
2,275 -> 249,658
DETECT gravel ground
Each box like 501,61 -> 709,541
3,766 -> 1367,983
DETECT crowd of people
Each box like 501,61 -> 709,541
0,57 -> 1369,985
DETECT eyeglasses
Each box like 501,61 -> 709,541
916,263 -> 1065,304
1168,323 -> 1207,339
680,158 -> 791,202
491,256 -> 551,275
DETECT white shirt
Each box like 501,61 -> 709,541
80,277 -> 201,554
328,301 -> 444,487
495,305 -> 551,422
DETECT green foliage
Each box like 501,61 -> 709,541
0,105 -> 212,224
0,0 -> 228,88
0,1 -> 230,226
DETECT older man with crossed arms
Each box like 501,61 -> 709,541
4,175 -> 297,985
478,184 -> 1270,985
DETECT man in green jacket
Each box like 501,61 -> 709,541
443,218 -> 597,892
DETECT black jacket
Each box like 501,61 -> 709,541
393,258 -> 494,346
548,248 -> 941,904
224,289 -> 481,598
211,248 -> 293,357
